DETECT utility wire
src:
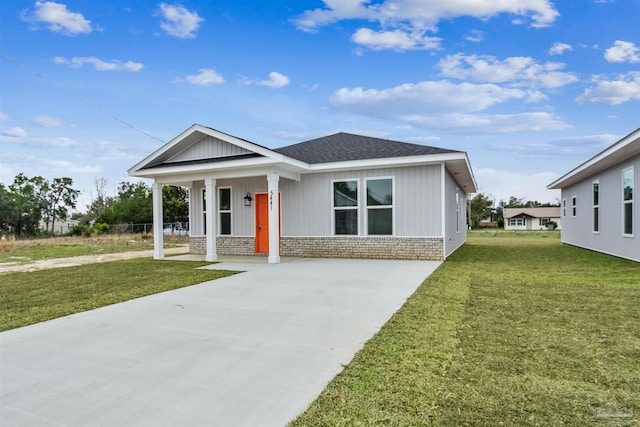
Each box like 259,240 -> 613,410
0,51 -> 166,144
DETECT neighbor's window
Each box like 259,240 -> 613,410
593,180 -> 599,233
539,218 -> 551,226
366,178 -> 393,235
219,187 -> 231,235
333,180 -> 358,235
509,218 -> 524,227
572,196 -> 577,217
623,167 -> 634,236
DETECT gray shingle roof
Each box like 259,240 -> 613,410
274,132 -> 458,164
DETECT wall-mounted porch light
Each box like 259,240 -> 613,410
244,192 -> 253,206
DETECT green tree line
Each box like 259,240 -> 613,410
1,174 -> 188,237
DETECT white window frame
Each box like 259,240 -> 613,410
218,186 -> 232,236
593,179 -> 599,234
456,188 -> 460,233
572,196 -> 577,218
622,166 -> 634,237
364,176 -> 395,236
509,218 -> 524,227
202,188 -> 207,235
332,178 -> 359,236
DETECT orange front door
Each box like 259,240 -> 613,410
255,193 -> 281,253
255,193 -> 269,253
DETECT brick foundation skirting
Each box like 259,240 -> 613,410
190,236 -> 444,260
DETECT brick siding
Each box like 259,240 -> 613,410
190,236 -> 444,260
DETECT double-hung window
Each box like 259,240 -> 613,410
572,196 -> 577,217
333,180 -> 358,235
593,180 -> 599,233
623,167 -> 634,236
219,187 -> 231,235
366,178 -> 393,235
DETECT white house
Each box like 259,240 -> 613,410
129,125 -> 477,263
547,128 -> 639,262
503,207 -> 561,231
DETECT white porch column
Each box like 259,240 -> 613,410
152,182 -> 164,260
267,173 -> 280,264
205,178 -> 217,262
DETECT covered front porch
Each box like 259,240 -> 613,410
151,171 -> 295,264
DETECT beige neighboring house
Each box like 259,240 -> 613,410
39,218 -> 80,235
503,207 -> 561,231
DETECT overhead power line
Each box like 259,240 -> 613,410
0,51 -> 166,144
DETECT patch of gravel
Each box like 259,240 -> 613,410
0,246 -> 189,273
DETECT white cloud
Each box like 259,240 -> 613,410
32,114 -> 64,127
464,29 -> 483,43
21,1 -> 92,36
0,112 -> 9,122
576,71 -> 640,105
1,127 -> 28,138
351,28 -> 441,51
257,72 -> 290,88
330,81 -> 569,133
53,56 -> 144,72
157,3 -> 204,39
293,0 -> 559,33
548,42 -> 572,56
604,40 -> 640,63
180,68 -> 225,85
332,80 -> 527,116
438,53 -> 578,88
44,159 -> 101,173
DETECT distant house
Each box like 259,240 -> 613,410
39,218 -> 80,235
503,207 -> 561,231
128,124 -> 477,263
547,128 -> 639,262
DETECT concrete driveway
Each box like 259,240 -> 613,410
1,257 -> 440,427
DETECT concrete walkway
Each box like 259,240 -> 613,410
1,258 -> 441,427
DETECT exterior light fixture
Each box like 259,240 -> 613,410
244,192 -> 253,206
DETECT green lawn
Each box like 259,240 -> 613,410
290,231 -> 640,426
0,259 -> 237,331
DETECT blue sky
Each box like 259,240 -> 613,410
1,0 -> 639,209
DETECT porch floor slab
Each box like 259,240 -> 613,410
0,258 -> 441,427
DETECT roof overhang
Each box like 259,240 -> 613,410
128,124 -> 477,193
547,128 -> 640,190
128,124 -> 309,179
307,152 -> 477,193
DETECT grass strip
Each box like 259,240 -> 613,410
291,247 -> 472,426
290,233 -> 640,426
0,259 -> 237,331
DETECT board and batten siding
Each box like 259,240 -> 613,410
443,165 -> 468,257
280,165 -> 443,237
190,177 -> 267,236
560,152 -> 639,261
169,135 -> 252,163
188,164 -> 445,239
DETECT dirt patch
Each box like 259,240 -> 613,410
0,246 -> 189,273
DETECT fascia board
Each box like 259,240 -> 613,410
547,128 -> 640,189
306,152 -> 477,193
129,156 -> 281,178
127,124 -> 201,174
128,123 -> 310,174
306,152 -> 468,172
